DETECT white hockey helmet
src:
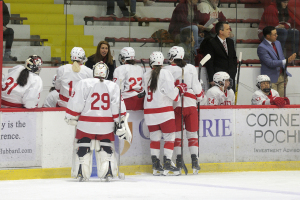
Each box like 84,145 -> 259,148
118,47 -> 135,65
213,71 -> 231,88
256,75 -> 271,92
52,74 -> 57,86
167,46 -> 184,62
149,51 -> 164,67
25,55 -> 43,74
70,47 -> 87,64
93,61 -> 109,80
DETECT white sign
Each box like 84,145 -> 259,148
0,112 -> 37,162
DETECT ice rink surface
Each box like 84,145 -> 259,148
1,171 -> 300,200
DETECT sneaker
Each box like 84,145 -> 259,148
151,156 -> 164,176
105,13 -> 117,18
3,55 -> 17,62
124,12 -> 138,18
144,0 -> 155,6
191,154 -> 201,174
163,156 -> 180,176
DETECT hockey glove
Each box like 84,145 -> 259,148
176,83 -> 187,95
137,90 -> 146,98
284,97 -> 290,105
272,97 -> 285,108
64,117 -> 78,126
114,113 -> 132,143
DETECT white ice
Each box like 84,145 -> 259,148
1,171 -> 300,200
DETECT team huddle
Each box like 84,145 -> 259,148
1,45 -> 291,181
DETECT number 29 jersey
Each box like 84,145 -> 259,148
66,78 -> 126,135
2,65 -> 43,108
55,64 -> 93,107
113,64 -> 144,99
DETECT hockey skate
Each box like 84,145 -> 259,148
77,165 -> 88,182
151,156 -> 164,176
163,156 -> 180,176
176,155 -> 188,175
191,154 -> 201,174
104,162 -> 113,182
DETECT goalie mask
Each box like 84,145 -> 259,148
25,55 -> 43,74
93,61 -> 109,80
256,75 -> 271,93
213,72 -> 233,90
118,47 -> 135,65
167,46 -> 184,62
71,47 -> 87,64
149,51 -> 164,68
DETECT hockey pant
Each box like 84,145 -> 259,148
147,119 -> 176,160
174,107 -> 199,156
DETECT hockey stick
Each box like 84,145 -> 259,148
234,52 -> 242,105
117,79 -> 125,180
180,68 -> 188,175
197,54 -> 211,158
140,59 -> 146,73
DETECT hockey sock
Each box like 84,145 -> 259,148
186,131 -> 198,155
174,131 -> 182,155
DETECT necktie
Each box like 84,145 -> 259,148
272,42 -> 278,56
223,40 -> 228,55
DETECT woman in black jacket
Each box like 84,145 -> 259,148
85,41 -> 115,80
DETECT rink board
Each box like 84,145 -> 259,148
0,106 -> 300,180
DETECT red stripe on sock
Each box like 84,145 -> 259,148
164,141 -> 175,150
188,138 -> 198,147
174,138 -> 181,147
150,141 -> 160,149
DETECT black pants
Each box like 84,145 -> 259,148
106,0 -> 129,15
3,27 -> 14,53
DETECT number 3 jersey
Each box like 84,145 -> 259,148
2,65 -> 43,108
143,69 -> 180,126
55,64 -> 93,107
113,64 -> 144,99
206,86 -> 235,105
65,78 -> 126,135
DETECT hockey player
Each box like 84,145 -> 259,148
65,62 -> 131,182
1,55 -> 43,108
55,47 -> 93,107
113,47 -> 144,110
143,51 -> 187,176
251,75 -> 290,107
43,74 -> 59,107
164,46 -> 203,174
206,72 -> 234,105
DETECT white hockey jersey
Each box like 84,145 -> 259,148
113,64 -> 144,99
55,64 -> 93,107
206,86 -> 235,105
1,65 -> 43,108
143,68 -> 180,125
65,78 -> 126,135
164,64 -> 203,108
43,90 -> 59,107
251,89 -> 280,105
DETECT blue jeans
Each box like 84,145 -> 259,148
107,0 -> 130,15
276,28 -> 299,54
180,25 -> 204,55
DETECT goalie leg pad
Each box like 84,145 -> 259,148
72,137 -> 95,181
95,139 -> 118,179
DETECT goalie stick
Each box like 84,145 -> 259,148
234,52 -> 242,105
197,54 -> 211,159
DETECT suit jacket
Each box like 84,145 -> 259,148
205,36 -> 237,83
257,39 -> 291,83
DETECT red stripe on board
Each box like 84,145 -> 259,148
144,106 -> 173,114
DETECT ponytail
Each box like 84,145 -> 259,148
126,60 -> 136,65
49,87 -> 55,92
148,65 -> 161,93
174,59 -> 186,68
17,69 -> 30,86
72,61 -> 81,73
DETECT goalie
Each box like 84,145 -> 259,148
65,62 -> 132,182
251,75 -> 290,107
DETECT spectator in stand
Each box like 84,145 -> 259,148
178,28 -> 196,65
197,0 -> 234,39
85,41 -> 115,80
168,0 -> 205,55
2,0 -> 17,62
106,0 -> 136,17
258,0 -> 299,56
257,26 -> 296,97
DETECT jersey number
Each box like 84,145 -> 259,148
68,81 -> 74,97
129,77 -> 143,91
147,86 -> 153,102
91,93 -> 110,110
2,77 -> 18,95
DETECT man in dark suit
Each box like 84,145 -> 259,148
205,22 -> 237,91
257,26 -> 296,97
